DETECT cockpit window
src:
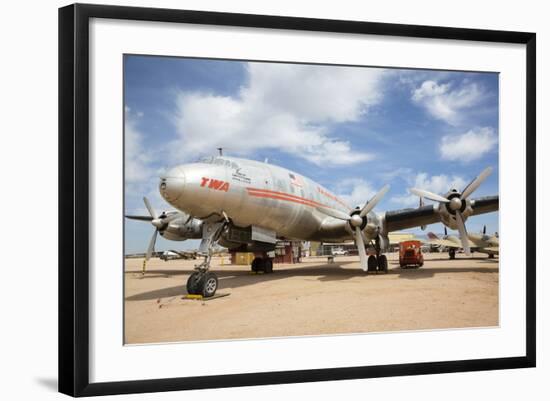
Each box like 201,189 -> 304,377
198,156 -> 215,164
197,156 -> 239,169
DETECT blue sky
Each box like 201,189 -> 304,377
124,55 -> 499,254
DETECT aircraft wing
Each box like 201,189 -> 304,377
470,196 -> 500,216
384,195 -> 498,233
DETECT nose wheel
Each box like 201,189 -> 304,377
187,270 -> 218,297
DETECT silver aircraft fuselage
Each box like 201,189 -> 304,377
159,156 -> 372,243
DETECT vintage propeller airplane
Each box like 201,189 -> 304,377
126,156 -> 498,297
427,226 -> 499,259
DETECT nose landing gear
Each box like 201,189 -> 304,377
186,221 -> 226,298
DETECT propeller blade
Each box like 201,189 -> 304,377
355,227 -> 368,271
461,167 -> 492,200
420,196 -> 426,230
125,215 -> 154,221
143,196 -> 157,219
145,229 -> 158,261
409,188 -> 450,203
316,205 -> 351,221
444,227 -> 448,236
359,185 -> 390,218
455,212 -> 471,256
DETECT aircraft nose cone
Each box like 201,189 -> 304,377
159,166 -> 186,203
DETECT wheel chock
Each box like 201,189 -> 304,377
182,293 -> 230,301
183,294 -> 204,300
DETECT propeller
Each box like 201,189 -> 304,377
409,167 -> 492,257
317,185 -> 389,270
409,188 -> 450,203
125,197 -> 179,261
461,167 -> 492,200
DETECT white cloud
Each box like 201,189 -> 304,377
123,107 -> 176,216
390,172 -> 467,207
125,114 -> 152,183
171,63 -> 386,166
334,178 -> 378,209
412,172 -> 468,194
439,127 -> 497,162
378,167 -> 414,182
411,80 -> 484,125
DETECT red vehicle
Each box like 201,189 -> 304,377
399,240 -> 424,268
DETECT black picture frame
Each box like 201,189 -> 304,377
58,3 -> 536,397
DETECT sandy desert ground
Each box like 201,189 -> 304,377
124,252 -> 498,344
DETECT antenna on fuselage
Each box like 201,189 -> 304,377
217,147 -> 223,156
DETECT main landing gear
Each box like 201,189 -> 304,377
186,221 -> 226,298
251,256 -> 274,274
366,238 -> 388,274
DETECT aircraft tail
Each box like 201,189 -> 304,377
427,232 -> 440,240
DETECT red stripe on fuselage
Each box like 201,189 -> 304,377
246,192 -> 320,208
245,187 -> 350,213
246,187 -> 350,209
246,187 -> 324,207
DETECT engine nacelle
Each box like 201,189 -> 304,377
378,234 -> 390,251
160,216 -> 203,241
438,191 -> 473,230
364,212 -> 382,240
346,209 -> 383,240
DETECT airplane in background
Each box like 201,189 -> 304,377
126,156 -> 498,297
426,226 -> 499,259
159,250 -> 198,261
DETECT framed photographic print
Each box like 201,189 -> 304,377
58,3 -> 536,397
